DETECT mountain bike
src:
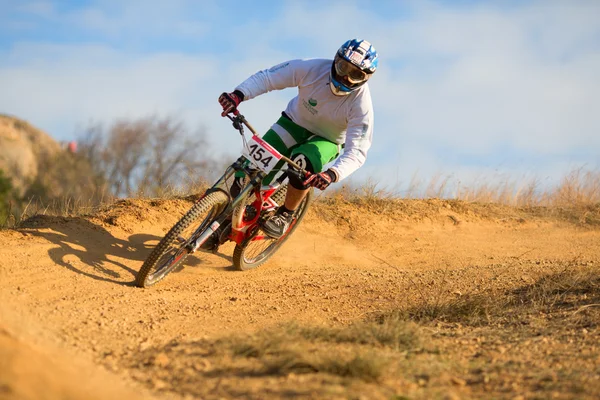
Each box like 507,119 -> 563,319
135,113 -> 312,288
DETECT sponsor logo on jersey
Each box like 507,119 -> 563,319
302,97 -> 318,115
360,123 -> 369,138
268,62 -> 290,73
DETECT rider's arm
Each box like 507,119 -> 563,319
329,90 -> 374,182
234,59 -> 312,100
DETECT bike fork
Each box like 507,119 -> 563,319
189,221 -> 221,252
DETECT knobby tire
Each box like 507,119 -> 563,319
232,187 -> 312,271
135,191 -> 229,287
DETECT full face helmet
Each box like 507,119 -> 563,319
330,39 -> 378,96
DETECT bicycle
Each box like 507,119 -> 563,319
135,113 -> 312,288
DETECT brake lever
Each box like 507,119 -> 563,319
287,167 -> 310,182
227,113 -> 244,134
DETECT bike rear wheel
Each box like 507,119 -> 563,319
232,188 -> 312,271
136,191 -> 229,287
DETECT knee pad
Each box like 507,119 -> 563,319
287,154 -> 315,190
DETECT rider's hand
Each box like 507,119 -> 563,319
218,91 -> 244,117
303,169 -> 337,191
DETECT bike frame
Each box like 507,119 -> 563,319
189,113 -> 306,251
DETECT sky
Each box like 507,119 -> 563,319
1,0 -> 599,195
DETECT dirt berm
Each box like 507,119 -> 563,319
0,197 -> 598,399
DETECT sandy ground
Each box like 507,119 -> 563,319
0,197 -> 598,399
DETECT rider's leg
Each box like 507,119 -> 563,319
208,115 -> 299,249
285,139 -> 340,209
260,155 -> 313,239
229,113 -> 339,239
284,186 -> 310,211
262,139 -> 340,239
230,114 -> 299,197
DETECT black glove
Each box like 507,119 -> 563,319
218,90 -> 244,117
303,169 -> 337,191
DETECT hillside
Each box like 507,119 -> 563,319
0,114 -> 62,193
0,197 -> 599,399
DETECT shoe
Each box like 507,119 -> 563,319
261,210 -> 293,239
200,220 -> 232,251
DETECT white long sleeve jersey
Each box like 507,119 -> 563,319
235,58 -> 374,182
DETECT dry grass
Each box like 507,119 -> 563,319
335,168 -> 600,208
552,168 -> 600,207
3,167 -> 599,229
0,180 -> 210,229
387,263 -> 600,328
448,168 -> 600,208
284,315 -> 421,350
0,193 -> 111,228
123,265 -> 600,399
260,350 -> 387,382
319,168 -> 600,227
220,316 -> 421,382
121,264 -> 600,399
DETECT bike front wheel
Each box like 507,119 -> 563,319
136,190 -> 229,287
232,188 -> 313,271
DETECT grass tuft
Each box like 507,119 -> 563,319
261,350 -> 387,382
218,317 -> 421,382
286,314 -> 421,350
393,265 -> 600,328
225,332 -> 286,358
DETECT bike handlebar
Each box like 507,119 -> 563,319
230,110 -> 259,135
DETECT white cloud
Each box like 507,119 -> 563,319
0,0 -> 598,193
15,1 -> 56,17
1,45 -> 209,121
366,1 -> 600,158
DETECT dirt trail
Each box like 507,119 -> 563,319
1,198 -> 598,399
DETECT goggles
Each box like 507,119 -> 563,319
334,56 -> 370,84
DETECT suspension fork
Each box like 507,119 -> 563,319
202,158 -> 266,233
190,172 -> 264,251
189,158 -> 264,252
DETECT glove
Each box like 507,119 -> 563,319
303,169 -> 337,191
218,91 -> 243,117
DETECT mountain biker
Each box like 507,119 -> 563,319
218,39 -> 378,239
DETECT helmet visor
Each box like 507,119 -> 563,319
334,56 -> 370,84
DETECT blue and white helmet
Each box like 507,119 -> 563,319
330,39 -> 378,96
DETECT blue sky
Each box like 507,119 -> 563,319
1,0 -> 599,194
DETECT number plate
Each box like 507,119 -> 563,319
242,135 -> 282,173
